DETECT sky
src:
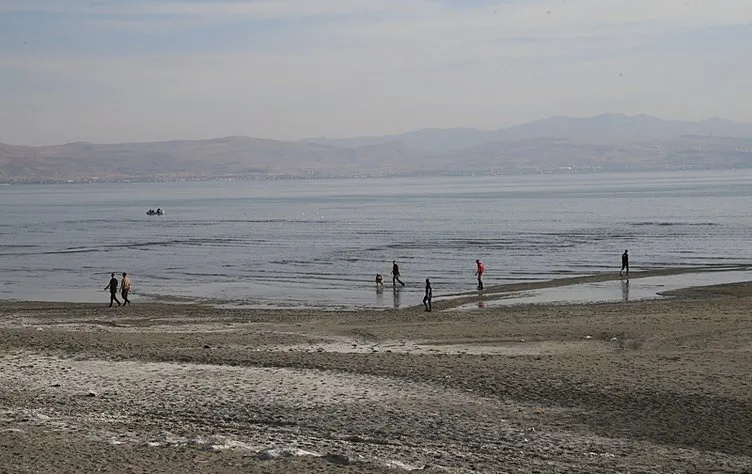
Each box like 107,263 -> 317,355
1,0 -> 751,145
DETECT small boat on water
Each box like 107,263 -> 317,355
147,208 -> 165,216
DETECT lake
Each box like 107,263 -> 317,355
1,170 -> 751,308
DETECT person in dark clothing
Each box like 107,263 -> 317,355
423,278 -> 432,312
620,250 -> 629,277
475,259 -> 485,290
104,273 -> 121,307
392,261 -> 405,287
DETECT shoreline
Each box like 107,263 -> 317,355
2,264 -> 750,312
2,277 -> 751,315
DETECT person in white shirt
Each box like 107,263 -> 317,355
121,272 -> 132,306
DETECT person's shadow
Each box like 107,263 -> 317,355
621,278 -> 630,302
392,286 -> 401,309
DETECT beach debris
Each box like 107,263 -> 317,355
585,451 -> 616,458
384,459 -> 422,470
86,391 -> 97,397
151,431 -> 189,446
256,447 -> 321,460
207,437 -> 254,452
148,434 -> 257,452
256,448 -> 284,460
585,335 -> 592,340
203,344 -> 210,349
610,337 -> 618,342
51,383 -> 61,387
23,412 -> 50,423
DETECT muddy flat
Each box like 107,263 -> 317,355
1,283 -> 751,473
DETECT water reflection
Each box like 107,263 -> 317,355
621,278 -> 630,301
392,286 -> 401,309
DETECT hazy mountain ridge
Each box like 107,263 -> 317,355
304,114 -> 752,152
2,114 -> 752,182
0,137 -> 417,182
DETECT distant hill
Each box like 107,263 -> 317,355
0,137 -> 418,182
303,114 -> 752,153
439,135 -> 752,172
2,114 -> 752,182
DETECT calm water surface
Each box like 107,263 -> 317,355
1,170 -> 751,308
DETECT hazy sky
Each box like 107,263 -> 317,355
1,0 -> 751,145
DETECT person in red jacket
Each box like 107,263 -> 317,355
475,259 -> 485,290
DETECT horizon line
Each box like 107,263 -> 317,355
1,112 -> 747,148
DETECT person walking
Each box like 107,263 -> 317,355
121,272 -> 132,306
392,261 -> 405,287
475,259 -> 485,290
423,278 -> 432,312
620,250 -> 629,277
104,273 -> 121,307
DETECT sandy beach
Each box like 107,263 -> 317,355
1,278 -> 751,473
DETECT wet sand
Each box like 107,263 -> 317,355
1,280 -> 751,473
435,264 -> 752,310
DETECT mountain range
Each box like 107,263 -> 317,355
303,114 -> 752,152
2,114 -> 752,183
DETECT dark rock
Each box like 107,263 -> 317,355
324,453 -> 351,465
